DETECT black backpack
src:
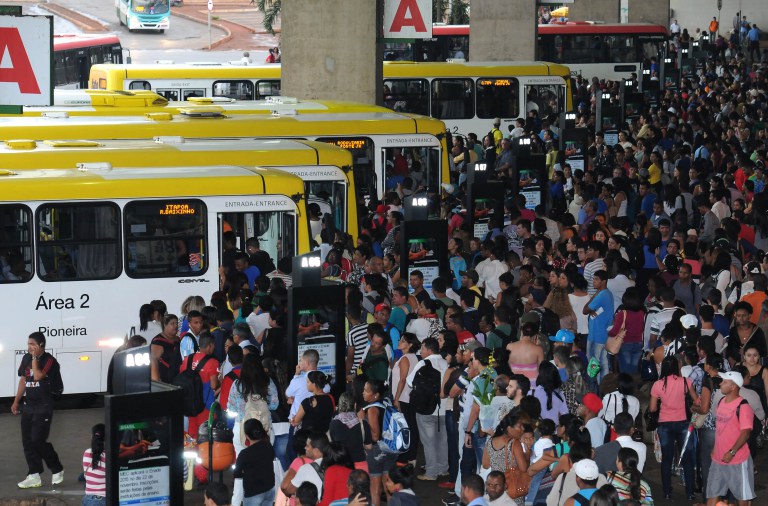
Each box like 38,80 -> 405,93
172,355 -> 213,416
48,357 -> 64,396
411,360 -> 441,415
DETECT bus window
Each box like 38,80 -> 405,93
125,199 -> 206,278
156,89 -> 180,101
213,80 -> 254,100
525,84 -> 563,118
383,146 -> 440,209
317,137 -> 376,199
37,203 -> 120,281
476,77 -> 519,119
129,81 -> 152,91
183,89 -> 206,99
307,181 -> 346,238
256,80 -> 281,99
605,35 -> 637,63
383,79 -> 429,116
0,205 -> 33,283
219,210 -> 291,271
431,78 -> 473,120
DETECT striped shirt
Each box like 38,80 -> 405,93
583,258 -> 606,295
82,448 -> 106,496
346,322 -> 369,373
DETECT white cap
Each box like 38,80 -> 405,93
719,371 -> 744,388
681,314 -> 698,329
573,459 -> 600,481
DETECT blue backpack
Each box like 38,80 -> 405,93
370,399 -> 410,454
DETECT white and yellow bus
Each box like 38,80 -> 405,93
88,61 -> 574,136
0,110 -> 449,202
0,165 -> 308,396
0,137 -> 358,242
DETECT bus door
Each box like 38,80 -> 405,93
524,81 -> 566,119
381,144 -> 441,215
77,55 -> 89,89
218,210 -> 295,276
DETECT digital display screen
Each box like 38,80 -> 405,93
324,138 -> 368,150
118,416 -> 171,506
478,79 -> 511,87
159,204 -> 196,216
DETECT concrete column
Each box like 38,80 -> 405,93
469,0 -> 537,61
567,0 -> 620,23
628,0 -> 670,29
280,0 -> 379,104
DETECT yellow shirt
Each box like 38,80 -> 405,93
648,163 -> 661,184
492,128 -> 503,154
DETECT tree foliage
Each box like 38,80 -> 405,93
448,0 -> 469,25
256,0 -> 281,35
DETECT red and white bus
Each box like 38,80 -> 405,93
384,23 -> 668,81
54,34 -> 124,89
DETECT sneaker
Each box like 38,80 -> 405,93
52,470 -> 64,485
442,492 -> 460,506
18,474 -> 42,489
417,474 -> 437,481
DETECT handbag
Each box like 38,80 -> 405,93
683,376 -> 694,421
504,440 -> 531,499
605,310 -> 627,355
644,397 -> 661,432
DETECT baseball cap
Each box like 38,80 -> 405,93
573,459 -> 600,481
375,204 -> 389,215
719,371 -> 744,388
464,339 -> 482,353
680,314 -> 698,329
746,261 -> 762,274
687,228 -> 698,237
374,303 -> 390,314
530,288 -> 546,305
493,117 -> 501,126
581,392 -> 603,414
549,329 -> 575,344
460,269 -> 479,283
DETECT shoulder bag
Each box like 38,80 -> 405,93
643,397 -> 661,432
504,439 -> 531,499
606,310 -> 627,355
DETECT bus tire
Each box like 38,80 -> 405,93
159,29 -> 165,34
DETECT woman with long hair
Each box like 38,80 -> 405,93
561,356 -> 588,415
480,413 -> 530,506
533,361 -> 568,423
277,429 -> 312,506
727,301 -> 768,364
138,303 -> 161,336
228,353 -> 278,457
291,371 -> 334,433
391,332 -> 420,464
82,423 -> 106,505
361,379 -> 397,506
648,356 -> 699,500
179,295 -> 205,334
612,288 -> 646,375
544,287 -> 577,332
318,442 -> 355,506
607,447 -> 653,504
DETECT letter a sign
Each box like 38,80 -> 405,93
383,0 -> 432,39
0,15 -> 53,106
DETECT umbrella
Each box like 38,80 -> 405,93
677,421 -> 698,467
551,7 -> 569,18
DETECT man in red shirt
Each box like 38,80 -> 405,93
179,332 -> 220,439
220,345 -> 243,416
706,371 -> 755,505
740,273 -> 768,325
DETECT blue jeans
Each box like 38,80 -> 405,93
445,410 -> 459,482
472,433 -> 487,470
618,342 -> 643,375
244,489 -> 275,506
587,341 -> 610,382
82,495 -> 106,506
525,468 -> 546,506
698,428 -> 715,497
658,420 -> 694,497
273,433 -> 289,471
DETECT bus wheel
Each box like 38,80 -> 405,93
159,29 -> 165,34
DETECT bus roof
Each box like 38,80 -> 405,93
0,111 -> 447,141
0,138 -> 353,174
0,165 -> 306,202
383,60 -> 571,78
53,33 -> 122,51
538,23 -> 668,35
90,62 -> 282,80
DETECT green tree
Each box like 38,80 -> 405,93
433,0 -> 448,23
256,0 -> 281,35
448,0 -> 469,25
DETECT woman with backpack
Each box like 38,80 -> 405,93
227,354 -> 278,458
391,333 -> 420,465
291,371 -> 335,433
361,379 -> 397,506
648,355 -> 699,500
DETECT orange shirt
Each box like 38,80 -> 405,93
741,291 -> 767,325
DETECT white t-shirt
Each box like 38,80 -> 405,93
291,458 -> 324,496
246,311 -> 270,342
585,417 -> 607,448
569,294 -> 591,334
607,275 -> 635,310
532,438 -> 555,463
598,392 -> 640,423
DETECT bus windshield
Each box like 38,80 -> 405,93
132,0 -> 169,14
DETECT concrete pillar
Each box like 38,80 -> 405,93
469,0 -> 537,61
629,0 -> 670,29
281,0 -> 379,104
567,0 -> 620,23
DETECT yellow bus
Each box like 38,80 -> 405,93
87,61 -> 574,136
0,137 -> 358,242
0,165 -> 307,396
0,111 -> 449,203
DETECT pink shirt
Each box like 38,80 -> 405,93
713,396 -> 753,465
82,448 -> 106,496
650,375 -> 693,423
